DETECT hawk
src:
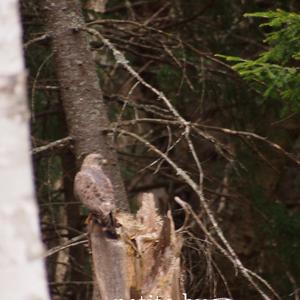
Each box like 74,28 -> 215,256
74,153 -> 117,236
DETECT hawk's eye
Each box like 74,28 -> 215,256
101,158 -> 108,165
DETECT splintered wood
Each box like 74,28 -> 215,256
84,0 -> 108,13
90,193 -> 183,300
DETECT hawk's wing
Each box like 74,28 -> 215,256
74,167 -> 115,219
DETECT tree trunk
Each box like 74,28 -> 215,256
0,0 -> 49,299
40,0 -> 128,211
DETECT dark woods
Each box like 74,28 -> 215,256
22,1 -> 300,299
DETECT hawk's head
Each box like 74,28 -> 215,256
82,153 -> 108,167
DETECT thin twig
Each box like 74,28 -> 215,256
175,197 -> 280,300
196,124 -> 300,167
43,233 -> 88,258
24,33 -> 49,49
32,137 -> 73,156
31,53 -> 53,122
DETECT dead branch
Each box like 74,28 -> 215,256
32,137 -> 73,157
196,124 -> 300,167
44,233 -> 88,258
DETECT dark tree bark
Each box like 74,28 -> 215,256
40,0 -> 129,211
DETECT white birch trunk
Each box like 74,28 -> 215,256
0,0 -> 50,299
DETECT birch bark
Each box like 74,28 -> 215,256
0,1 -> 49,299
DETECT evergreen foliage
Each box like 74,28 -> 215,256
219,10 -> 300,113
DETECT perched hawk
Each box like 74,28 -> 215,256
74,153 -> 116,236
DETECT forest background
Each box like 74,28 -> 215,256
20,0 -> 300,299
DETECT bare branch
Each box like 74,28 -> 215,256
31,137 -> 73,157
24,33 -> 49,50
196,124 -> 300,167
43,233 -> 88,258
